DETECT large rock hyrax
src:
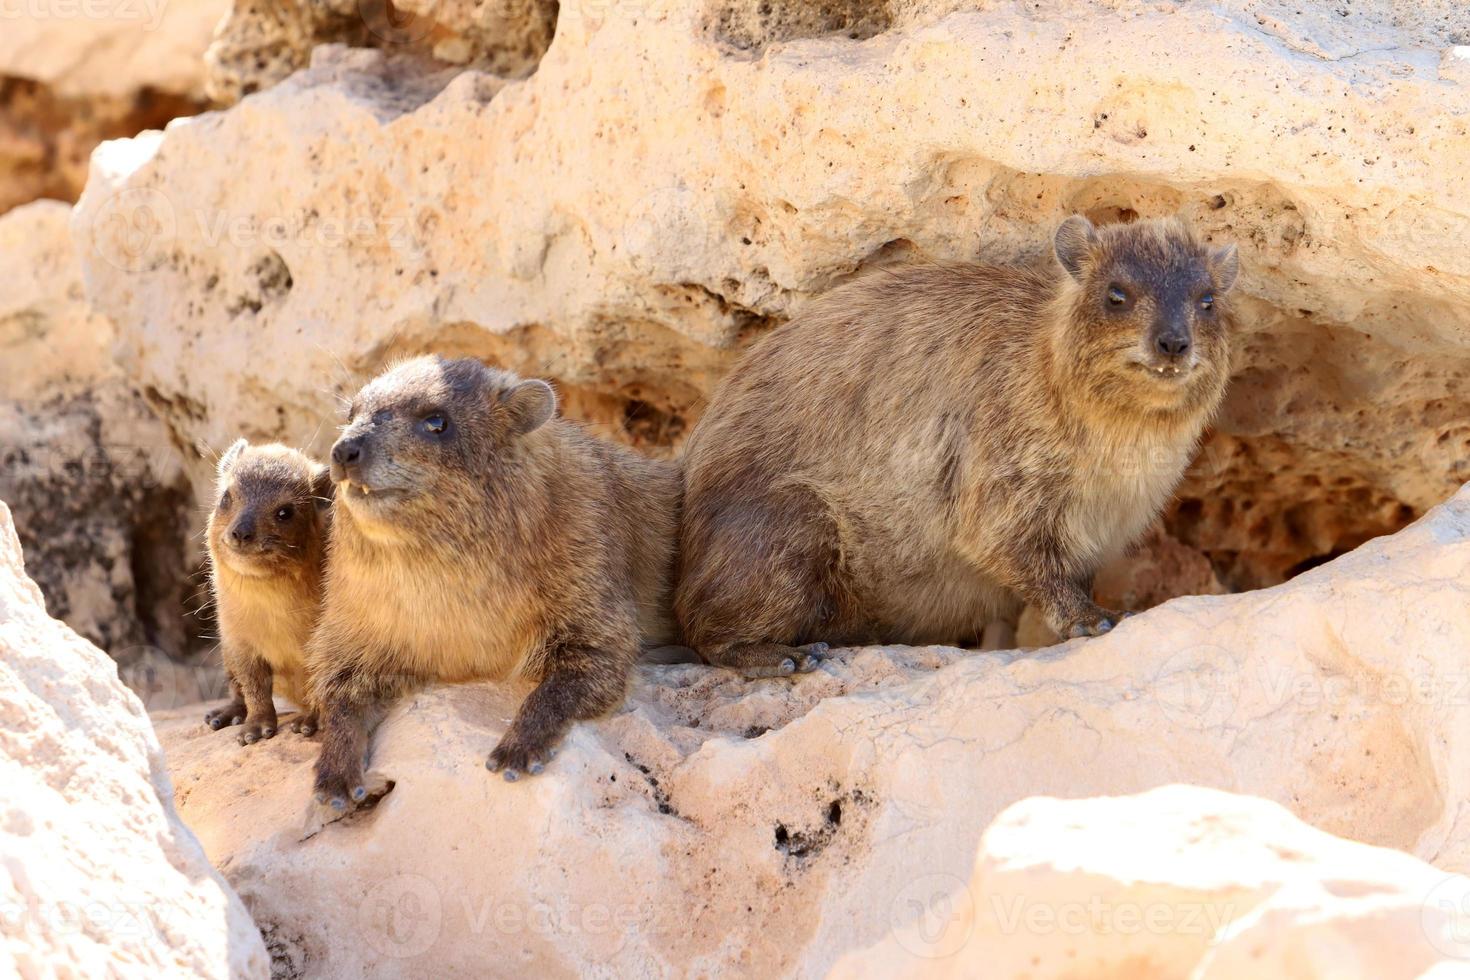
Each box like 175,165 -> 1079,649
676,215 -> 1239,673
205,440 -> 332,743
307,355 -> 680,812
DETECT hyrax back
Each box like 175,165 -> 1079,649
307,355 -> 680,812
676,215 -> 1239,671
205,440 -> 332,743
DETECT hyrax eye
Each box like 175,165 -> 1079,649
219,491 -> 232,510
275,505 -> 295,522
1107,285 -> 1128,306
421,414 -> 448,435
1199,293 -> 1215,310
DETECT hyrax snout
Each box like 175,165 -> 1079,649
205,440 -> 332,743
675,214 -> 1239,674
306,355 -> 680,815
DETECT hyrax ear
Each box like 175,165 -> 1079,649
1211,243 -> 1240,294
1054,215 -> 1099,282
500,379 -> 557,436
216,438 -> 248,477
310,465 -> 334,510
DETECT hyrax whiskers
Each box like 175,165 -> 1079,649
306,355 -> 681,813
205,441 -> 332,743
676,215 -> 1239,673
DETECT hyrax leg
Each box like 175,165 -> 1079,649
995,539 -> 1121,639
204,672 -> 247,730
311,667 -> 411,811
229,652 -> 279,745
677,494 -> 838,677
487,649 -> 631,780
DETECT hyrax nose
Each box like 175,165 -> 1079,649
332,437 -> 364,468
1156,334 -> 1191,357
228,521 -> 255,546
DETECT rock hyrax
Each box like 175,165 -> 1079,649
205,440 -> 332,743
676,215 -> 1239,673
307,355 -> 680,811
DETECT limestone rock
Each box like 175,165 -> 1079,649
75,0 -> 1470,591
153,484 -> 1470,975
203,0 -> 558,103
0,200 -> 201,669
0,0 -> 221,212
837,785 -> 1470,979
0,500 -> 267,978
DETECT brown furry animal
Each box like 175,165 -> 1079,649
307,355 -> 680,812
675,215 -> 1239,673
204,441 -> 332,743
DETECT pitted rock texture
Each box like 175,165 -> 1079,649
0,0 -> 223,212
203,0 -> 558,103
154,486 -> 1470,976
75,0 -> 1470,599
0,200 -> 203,671
0,501 -> 267,979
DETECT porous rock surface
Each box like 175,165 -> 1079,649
0,501 -> 267,978
0,200 -> 203,669
74,0 -> 1470,594
153,485 -> 1470,976
0,0 -> 223,212
837,785 -> 1470,979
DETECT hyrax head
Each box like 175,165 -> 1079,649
1053,215 -> 1239,404
329,355 -> 556,527
209,441 -> 332,577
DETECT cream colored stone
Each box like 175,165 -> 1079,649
0,200 -> 198,667
74,0 -> 1470,587
837,785 -> 1470,979
153,485 -> 1470,975
0,0 -> 226,100
0,500 -> 267,978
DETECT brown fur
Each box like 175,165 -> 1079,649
306,355 -> 680,811
675,215 -> 1239,672
204,441 -> 332,743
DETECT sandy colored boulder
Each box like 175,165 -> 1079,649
837,785 -> 1470,979
154,483 -> 1470,975
0,500 -> 267,978
0,200 -> 204,680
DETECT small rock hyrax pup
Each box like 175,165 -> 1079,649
676,215 -> 1239,673
307,355 -> 680,810
205,441 -> 332,743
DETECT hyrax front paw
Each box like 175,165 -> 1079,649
313,763 -> 391,812
237,720 -> 278,745
204,701 -> 247,730
289,712 -> 319,737
487,730 -> 559,782
1061,608 -> 1130,639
